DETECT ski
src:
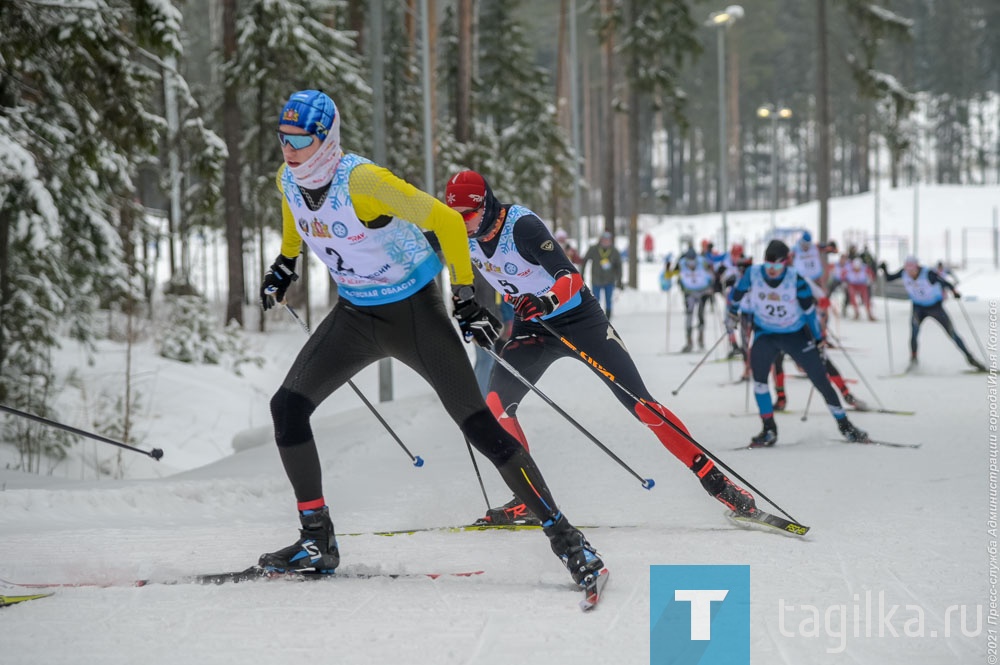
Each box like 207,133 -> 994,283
850,406 -> 915,416
0,567 -> 485,590
346,523 -> 620,537
0,592 -> 53,607
829,438 -> 922,449
579,568 -> 610,612
728,440 -> 804,451
364,523 -> 542,536
726,510 -> 810,536
187,566 -> 485,586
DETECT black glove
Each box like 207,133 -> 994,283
953,291 -> 962,300
511,292 -> 559,321
452,286 -> 502,348
260,255 -> 298,310
878,261 -> 888,273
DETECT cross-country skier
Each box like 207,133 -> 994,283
676,249 -> 716,352
729,239 -> 869,446
880,256 -> 986,372
443,170 -> 758,524
258,90 -> 604,588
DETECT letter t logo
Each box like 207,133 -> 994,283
674,589 -> 729,640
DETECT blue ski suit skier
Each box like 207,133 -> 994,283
258,90 -> 604,588
729,240 -> 869,447
880,256 -> 986,372
444,170 -> 758,523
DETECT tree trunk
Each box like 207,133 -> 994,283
552,0 -> 569,229
816,0 -> 831,243
624,0 -> 639,288
600,0 -> 615,235
222,0 -> 245,327
455,0 -> 473,143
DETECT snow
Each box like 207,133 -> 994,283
2,183 -> 997,664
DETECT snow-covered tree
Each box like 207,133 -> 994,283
474,1 -> 575,218
0,0 -> 217,463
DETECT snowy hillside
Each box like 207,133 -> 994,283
1,183 -> 997,664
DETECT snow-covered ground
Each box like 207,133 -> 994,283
1,184 -> 998,664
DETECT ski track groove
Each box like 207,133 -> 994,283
883,566 -> 967,661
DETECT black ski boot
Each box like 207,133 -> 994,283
473,496 -> 541,526
692,454 -> 758,516
681,331 -> 694,353
749,417 -> 778,448
259,506 -> 340,574
543,514 -> 604,586
837,418 -> 869,443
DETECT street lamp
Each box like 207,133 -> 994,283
707,5 -> 744,250
756,104 -> 793,234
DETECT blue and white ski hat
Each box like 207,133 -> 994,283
279,90 -> 338,141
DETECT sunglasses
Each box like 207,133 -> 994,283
458,204 -> 484,221
277,132 -> 316,150
764,261 -> 786,271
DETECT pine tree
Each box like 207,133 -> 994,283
475,1 -> 575,216
0,0 -> 205,466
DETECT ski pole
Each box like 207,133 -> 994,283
282,303 -> 424,467
535,318 -> 802,524
824,329 -> 887,412
483,347 -> 654,490
800,385 -> 815,422
956,298 -> 989,364
670,330 -> 728,396
464,438 -> 492,511
0,403 -> 163,460
879,273 -> 895,375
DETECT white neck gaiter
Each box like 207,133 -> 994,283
289,133 -> 343,189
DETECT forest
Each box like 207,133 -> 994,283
1,0 -> 998,465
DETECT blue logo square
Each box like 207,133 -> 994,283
650,565 -> 750,665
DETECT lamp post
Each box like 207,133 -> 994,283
756,104 -> 792,235
707,5 -> 743,250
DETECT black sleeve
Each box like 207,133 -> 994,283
512,214 -> 580,281
927,270 -> 957,292
883,268 -> 905,282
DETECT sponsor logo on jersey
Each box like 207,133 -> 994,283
312,220 -> 333,238
504,262 -> 518,275
541,240 -> 555,251
331,222 -> 349,238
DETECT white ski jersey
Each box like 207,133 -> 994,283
903,267 -> 943,306
745,265 -> 806,333
279,154 -> 442,306
678,257 -> 714,292
792,244 -> 825,282
468,205 -> 583,317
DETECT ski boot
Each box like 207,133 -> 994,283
258,506 -> 340,574
837,418 -> 869,443
692,454 -> 758,515
543,514 -> 604,586
749,418 -> 778,448
681,333 -> 693,353
697,328 -> 705,351
906,355 -> 919,373
473,496 -> 541,526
